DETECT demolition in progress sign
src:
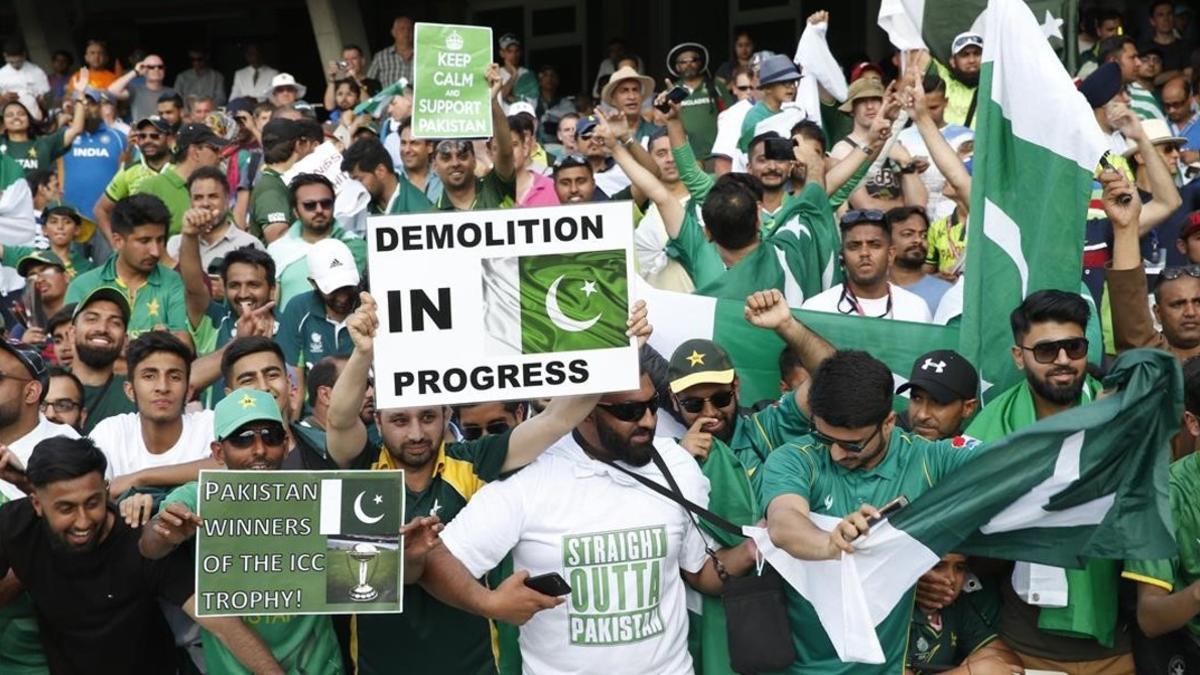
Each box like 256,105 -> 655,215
195,470 -> 405,617
367,201 -> 639,408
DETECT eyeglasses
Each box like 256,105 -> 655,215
675,57 -> 700,66
1160,265 -> 1200,282
1019,337 -> 1089,364
136,132 -> 163,140
840,209 -> 887,226
460,420 -> 511,440
811,421 -> 883,454
596,397 -> 659,422
28,267 -> 63,280
299,198 -> 334,211
41,399 -> 81,413
435,139 -> 472,155
677,390 -> 735,414
734,85 -> 753,92
225,425 -> 287,449
144,64 -> 164,70
552,153 -> 588,169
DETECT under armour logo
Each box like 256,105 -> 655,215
822,495 -> 833,510
430,499 -> 441,518
922,358 -> 947,374
329,258 -> 344,268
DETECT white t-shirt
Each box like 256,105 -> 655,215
801,282 -> 933,323
0,416 -> 80,501
91,410 -> 216,480
441,435 -> 711,675
711,99 -> 753,171
896,123 -> 972,220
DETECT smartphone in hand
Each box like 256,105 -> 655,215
524,572 -> 572,597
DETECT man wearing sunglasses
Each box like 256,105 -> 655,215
133,122 -> 230,237
453,400 -> 526,442
963,291 -> 1124,674
326,292 -> 654,675
94,115 -> 174,241
138,387 -> 340,673
762,350 -> 986,673
432,63 -> 516,212
0,341 -> 79,501
267,172 -> 366,311
106,55 -> 174,124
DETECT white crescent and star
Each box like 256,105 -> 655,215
353,491 -> 385,524
544,275 -> 602,333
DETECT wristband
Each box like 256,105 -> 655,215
621,135 -> 636,147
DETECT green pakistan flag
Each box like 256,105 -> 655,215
482,250 -> 629,355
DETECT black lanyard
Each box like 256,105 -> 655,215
837,284 -> 893,318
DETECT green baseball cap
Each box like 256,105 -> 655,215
43,202 -> 83,226
72,285 -> 131,324
667,338 -> 736,393
214,387 -> 284,441
16,249 -> 67,277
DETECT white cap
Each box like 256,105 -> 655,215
307,238 -> 360,294
951,32 -> 984,56
508,101 -> 537,119
270,72 -> 307,100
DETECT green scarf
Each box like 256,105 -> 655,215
770,183 -> 844,296
688,438 -> 760,675
965,376 -> 1119,647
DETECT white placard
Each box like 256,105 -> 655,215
367,201 -> 639,408
282,141 -> 351,193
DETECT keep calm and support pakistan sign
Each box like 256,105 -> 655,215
195,470 -> 405,617
413,23 -> 493,139
367,202 -> 639,408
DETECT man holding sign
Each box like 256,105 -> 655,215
325,291 -> 651,675
431,63 -> 517,211
139,388 -> 442,674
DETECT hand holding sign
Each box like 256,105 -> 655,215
152,501 -> 203,546
626,299 -> 651,347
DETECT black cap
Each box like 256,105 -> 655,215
261,118 -> 303,146
295,118 -> 325,141
73,286 -> 131,325
896,349 -> 979,404
1079,62 -> 1122,109
176,123 -> 231,150
667,339 -> 736,394
0,340 -> 49,396
135,115 -> 172,134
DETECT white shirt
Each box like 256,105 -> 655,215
896,124 -> 973,220
91,410 -> 215,480
0,62 -> 50,99
441,435 -> 710,675
229,64 -> 280,101
634,198 -> 695,293
0,416 -> 80,501
595,163 -> 631,198
711,99 -> 753,172
802,282 -> 933,323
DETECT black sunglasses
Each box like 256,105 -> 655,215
597,397 -> 659,422
226,425 -> 287,449
460,420 -> 511,441
300,198 -> 334,211
811,421 -> 883,454
1019,337 -> 1088,364
678,390 -> 735,414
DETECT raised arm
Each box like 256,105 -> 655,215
107,61 -> 146,100
487,64 -> 516,182
600,114 -> 685,237
326,292 -> 375,466
744,289 -> 834,416
177,209 -> 214,329
1113,108 -> 1182,234
61,98 -> 86,148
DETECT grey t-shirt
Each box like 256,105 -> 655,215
901,274 -> 953,317
128,83 -> 175,124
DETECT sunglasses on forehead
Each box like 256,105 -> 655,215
435,139 -> 473,155
1018,337 -> 1088,364
460,420 -> 511,441
1158,265 -> 1200,284
597,397 -> 658,422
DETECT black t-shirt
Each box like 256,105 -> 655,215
0,498 -> 193,674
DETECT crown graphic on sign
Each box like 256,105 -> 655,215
446,30 -> 464,51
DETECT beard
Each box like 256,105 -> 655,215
74,341 -> 121,369
596,415 -> 655,467
1026,366 -> 1085,406
895,248 -> 926,270
43,517 -> 102,554
950,67 -> 979,88
0,398 -> 20,429
83,116 -> 102,134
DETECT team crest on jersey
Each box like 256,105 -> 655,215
309,332 -> 324,354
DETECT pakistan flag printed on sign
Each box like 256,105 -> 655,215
413,23 -> 493,139
565,526 -> 669,645
481,250 -> 629,355
319,478 -> 402,537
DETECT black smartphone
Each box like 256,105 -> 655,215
524,572 -> 572,597
655,85 -> 690,113
865,495 -> 909,529
763,136 -> 795,161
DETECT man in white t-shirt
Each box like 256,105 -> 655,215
88,331 -> 217,503
802,210 -> 933,322
422,371 -> 757,675
0,341 -> 79,501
